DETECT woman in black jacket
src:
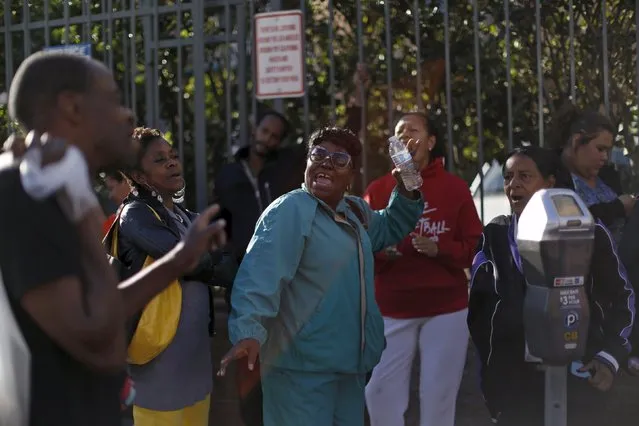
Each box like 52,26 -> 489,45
548,103 -> 635,242
468,146 -> 635,426
114,127 -> 220,426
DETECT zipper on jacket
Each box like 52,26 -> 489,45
334,215 -> 367,354
265,182 -> 272,205
487,300 -> 500,366
241,160 -> 264,212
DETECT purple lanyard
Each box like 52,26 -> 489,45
508,216 -> 524,275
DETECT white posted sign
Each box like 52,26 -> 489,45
254,10 -> 304,100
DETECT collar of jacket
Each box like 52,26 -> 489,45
301,183 -> 351,218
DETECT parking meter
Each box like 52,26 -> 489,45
516,188 -> 594,365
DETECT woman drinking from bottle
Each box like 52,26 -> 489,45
364,112 -> 483,426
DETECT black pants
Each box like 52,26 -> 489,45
494,366 -> 611,426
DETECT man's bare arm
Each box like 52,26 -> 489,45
21,205 -> 226,372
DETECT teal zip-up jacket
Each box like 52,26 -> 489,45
228,185 -> 423,374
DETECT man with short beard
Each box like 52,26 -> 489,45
214,108 -> 303,426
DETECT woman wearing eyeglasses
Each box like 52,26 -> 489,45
218,127 -> 425,426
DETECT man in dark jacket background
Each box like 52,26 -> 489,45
213,107 -> 305,426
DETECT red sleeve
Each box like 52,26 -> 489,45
363,176 -> 391,210
102,213 -> 117,239
436,187 -> 483,269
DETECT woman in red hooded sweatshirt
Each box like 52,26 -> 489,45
364,112 -> 483,426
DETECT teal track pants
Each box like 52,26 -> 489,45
262,367 -> 367,426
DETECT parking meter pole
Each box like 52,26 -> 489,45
544,366 -> 567,426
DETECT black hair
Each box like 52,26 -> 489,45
8,51 -> 94,131
103,170 -> 126,183
122,127 -> 165,188
502,145 -> 563,180
307,127 -> 362,159
547,102 -> 616,150
256,109 -> 290,141
395,112 -> 445,160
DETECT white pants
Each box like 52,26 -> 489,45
365,309 -> 469,426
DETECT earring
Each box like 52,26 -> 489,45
150,189 -> 163,203
131,187 -> 139,197
173,186 -> 186,204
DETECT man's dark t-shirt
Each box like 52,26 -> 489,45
0,165 -> 121,426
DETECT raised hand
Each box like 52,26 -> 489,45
175,204 -> 227,272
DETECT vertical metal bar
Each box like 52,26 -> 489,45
82,0 -> 88,43
238,4 -> 249,149
152,0 -> 160,128
87,0 -> 93,50
328,0 -> 336,124
129,0 -> 137,121
271,0 -> 283,113
44,0 -> 50,46
443,0 -> 453,171
472,0 -> 484,222
636,0 -> 639,116
250,0 -> 257,128
384,0 -> 393,136
413,0 -> 423,109
568,0 -> 576,102
193,0 -> 208,210
107,0 -> 114,69
22,1 -> 31,57
356,0 -> 368,188
601,0 -> 610,116
121,0 -> 130,107
544,367 -> 568,426
176,0 -> 184,160
142,0 -> 154,127
504,0 -> 513,152
101,1 -> 107,61
63,0 -> 70,44
535,0 -> 544,147
224,3 -> 233,154
300,0 -> 309,141
4,0 -> 13,112
153,0 -> 160,128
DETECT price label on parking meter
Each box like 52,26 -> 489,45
559,288 -> 581,309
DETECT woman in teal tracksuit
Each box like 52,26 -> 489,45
219,126 -> 425,426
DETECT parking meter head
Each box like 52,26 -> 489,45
517,188 -> 594,365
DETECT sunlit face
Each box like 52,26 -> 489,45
131,138 -> 184,197
503,154 -> 555,215
571,130 -> 613,180
394,114 -> 436,170
304,140 -> 353,209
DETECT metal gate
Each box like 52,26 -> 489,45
0,0 -> 250,210
2,1 -> 639,220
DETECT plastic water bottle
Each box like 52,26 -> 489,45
388,136 -> 423,191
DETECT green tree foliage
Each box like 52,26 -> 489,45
1,0 -> 638,207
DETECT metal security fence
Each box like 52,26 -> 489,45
1,0 -> 638,220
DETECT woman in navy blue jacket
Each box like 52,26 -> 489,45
468,146 -> 635,426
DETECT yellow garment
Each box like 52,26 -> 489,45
133,394 -> 211,426
127,257 -> 182,365
106,204 -> 182,365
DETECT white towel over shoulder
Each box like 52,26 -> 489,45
19,144 -> 99,222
